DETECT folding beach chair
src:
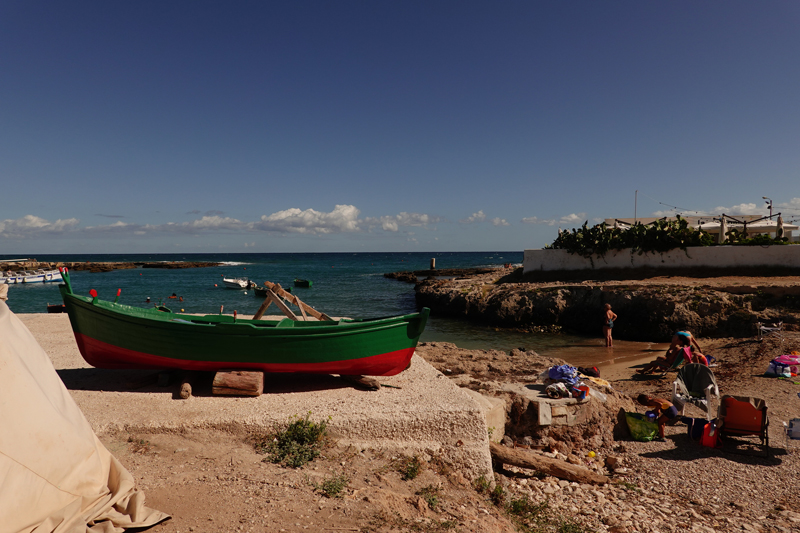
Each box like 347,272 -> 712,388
717,396 -> 770,457
756,321 -> 784,349
672,364 -> 720,420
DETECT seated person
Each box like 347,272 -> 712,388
682,345 -> 709,366
637,330 -> 705,374
637,394 -> 679,441
637,347 -> 682,374
671,330 -> 703,354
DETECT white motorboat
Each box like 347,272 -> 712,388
222,277 -> 251,289
1,269 -> 63,284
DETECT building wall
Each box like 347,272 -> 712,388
523,246 -> 800,273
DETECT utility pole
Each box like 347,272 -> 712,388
635,190 -> 638,224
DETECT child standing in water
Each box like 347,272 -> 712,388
603,303 -> 617,347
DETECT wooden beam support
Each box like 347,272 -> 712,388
212,370 -> 264,397
252,298 -> 273,320
489,442 -> 609,485
263,281 -> 333,321
341,375 -> 381,391
267,289 -> 297,320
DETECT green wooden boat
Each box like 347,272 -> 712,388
57,268 -> 428,376
293,278 -> 312,288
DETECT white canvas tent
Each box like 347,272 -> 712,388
0,300 -> 169,532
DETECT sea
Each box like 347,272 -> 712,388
1,252 -> 665,367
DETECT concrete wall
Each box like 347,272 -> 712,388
524,245 -> 800,274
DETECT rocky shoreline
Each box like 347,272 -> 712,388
393,267 -> 800,342
0,260 -> 222,273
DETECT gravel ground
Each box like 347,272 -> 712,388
16,313 -> 800,533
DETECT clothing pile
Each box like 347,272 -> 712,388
544,364 -> 589,400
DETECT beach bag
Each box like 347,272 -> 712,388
545,382 -> 571,399
624,412 -> 658,442
765,355 -> 798,377
548,364 -> 579,386
701,420 -> 721,448
578,366 -> 600,378
766,354 -> 800,377
571,385 -> 589,401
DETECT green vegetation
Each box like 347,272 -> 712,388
416,485 -> 442,510
395,454 -> 422,480
253,412 -> 329,468
312,472 -> 349,498
474,477 -> 595,532
724,229 -> 788,246
127,436 -> 152,454
473,475 -> 492,493
547,216 -> 789,258
614,480 -> 641,492
506,497 -> 595,533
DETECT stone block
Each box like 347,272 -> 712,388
460,388 -> 507,443
538,402 -> 552,426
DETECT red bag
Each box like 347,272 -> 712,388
701,421 -> 721,448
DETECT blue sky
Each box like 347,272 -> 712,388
2,1 -> 799,253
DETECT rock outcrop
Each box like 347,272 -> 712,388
411,269 -> 800,341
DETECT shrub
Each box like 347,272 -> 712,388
546,216 -> 715,258
416,485 -> 441,510
253,412 -> 329,468
313,472 -> 349,498
393,454 -> 422,480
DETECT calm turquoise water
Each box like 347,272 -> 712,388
2,252 -> 663,365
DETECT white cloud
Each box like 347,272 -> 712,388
250,205 -> 361,234
522,212 -> 587,227
778,197 -> 800,209
0,215 -> 80,237
521,216 -> 556,226
0,205 -> 442,239
365,212 -> 440,232
712,203 -> 764,216
491,217 -> 509,226
460,210 -> 486,224
559,213 -> 586,225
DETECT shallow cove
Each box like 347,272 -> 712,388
420,316 -> 669,370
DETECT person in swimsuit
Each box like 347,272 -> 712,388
637,394 -> 679,441
603,303 -> 617,348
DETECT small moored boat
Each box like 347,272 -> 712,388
58,268 -> 429,376
293,278 -> 312,288
222,277 -> 251,289
1,269 -> 62,284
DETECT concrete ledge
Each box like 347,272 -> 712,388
461,389 -> 507,443
19,313 -> 493,480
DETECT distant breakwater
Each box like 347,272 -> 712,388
389,268 -> 800,341
0,261 -> 223,273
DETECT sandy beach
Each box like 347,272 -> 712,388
15,311 -> 800,532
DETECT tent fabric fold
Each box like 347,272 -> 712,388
0,300 -> 169,533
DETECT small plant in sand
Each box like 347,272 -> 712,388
253,412 -> 329,468
473,475 -> 492,493
394,454 -> 422,480
313,472 -> 349,498
505,496 -> 594,533
416,485 -> 441,510
127,436 -> 152,454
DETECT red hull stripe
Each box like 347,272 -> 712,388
74,333 -> 414,376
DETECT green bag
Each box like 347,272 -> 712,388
625,411 -> 659,442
